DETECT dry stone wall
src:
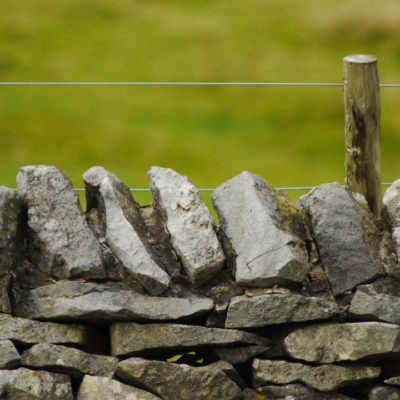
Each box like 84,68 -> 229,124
2,165 -> 400,399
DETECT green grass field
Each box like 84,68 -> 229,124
1,0 -> 400,206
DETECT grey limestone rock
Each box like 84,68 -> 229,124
148,166 -> 225,286
299,183 -> 382,295
242,385 -> 355,400
21,343 -> 118,378
252,359 -> 380,392
16,166 -> 104,279
0,313 -> 91,348
213,345 -> 270,365
369,386 -> 400,400
0,368 -> 73,400
0,274 -> 11,314
212,171 -> 309,287
225,290 -> 339,328
110,322 -> 269,356
383,179 -> 400,260
284,322 -> 400,363
15,281 -> 214,323
0,340 -> 20,369
385,377 -> 400,385
116,357 -> 242,400
350,278 -> 400,324
208,360 -> 246,387
83,166 -> 170,295
77,375 -> 159,400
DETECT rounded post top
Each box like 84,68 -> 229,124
343,54 -> 377,64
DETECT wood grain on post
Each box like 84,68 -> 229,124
343,54 -> 381,217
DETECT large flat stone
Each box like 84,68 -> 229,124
0,339 -> 20,369
17,166 -> 104,279
225,290 -> 338,328
284,322 -> 400,363
350,278 -> 400,324
148,166 -> 225,286
253,359 -> 380,392
15,281 -> 214,323
299,183 -> 382,295
116,357 -> 242,400
212,171 -> 309,287
110,322 -> 269,356
0,368 -> 73,400
84,166 -> 170,295
0,313 -> 92,347
21,343 -> 118,378
77,375 -> 159,400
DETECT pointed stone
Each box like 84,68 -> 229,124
253,359 -> 380,392
208,360 -> 246,387
83,166 -> 170,295
0,368 -> 73,399
225,291 -> 339,328
148,166 -> 225,286
284,322 -> 400,363
299,183 -> 382,295
116,357 -> 242,400
21,343 -> 118,378
15,281 -> 214,323
212,171 -> 309,287
0,313 -> 92,348
77,375 -> 159,400
213,345 -> 270,365
110,322 -> 269,356
0,340 -> 20,369
385,377 -> 400,386
16,166 -> 104,279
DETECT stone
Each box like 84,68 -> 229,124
110,322 -> 269,356
299,183 -> 382,295
208,360 -> 246,387
116,357 -> 242,400
0,368 -> 73,399
0,274 -> 11,314
369,386 -> 400,400
83,166 -> 170,295
225,291 -> 339,328
21,343 -> 118,378
0,313 -> 92,348
385,377 -> 400,385
383,179 -> 400,260
284,322 -> 400,363
350,278 -> 400,324
213,345 -> 270,365
0,340 -> 20,368
252,359 -> 380,392
77,375 -> 159,400
148,166 -> 225,286
242,386 -> 355,400
15,281 -> 214,323
16,166 -> 104,279
212,171 -> 309,287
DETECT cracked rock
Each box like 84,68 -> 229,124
212,171 -> 309,287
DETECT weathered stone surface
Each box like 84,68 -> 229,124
284,322 -> 400,363
77,375 -> 159,400
0,274 -> 11,314
369,386 -> 400,400
110,322 -> 269,356
212,171 -> 309,287
15,281 -> 214,323
148,166 -> 225,286
299,183 -> 382,295
242,386 -> 355,400
253,359 -> 380,391
208,360 -> 246,387
21,343 -> 118,378
17,166 -> 104,279
383,179 -> 400,260
385,377 -> 400,385
116,357 -> 242,400
225,290 -> 339,328
0,313 -> 91,347
0,368 -> 73,399
84,166 -> 170,295
0,339 -> 20,368
350,278 -> 400,324
213,345 -> 270,365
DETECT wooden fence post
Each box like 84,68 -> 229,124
343,54 -> 381,217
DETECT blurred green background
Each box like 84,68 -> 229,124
1,0 -> 400,206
